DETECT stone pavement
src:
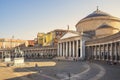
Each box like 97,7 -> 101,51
0,62 -> 37,80
0,59 -> 120,80
94,61 -> 120,80
0,60 -> 56,80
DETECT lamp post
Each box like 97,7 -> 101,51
11,36 -> 14,48
68,72 -> 71,80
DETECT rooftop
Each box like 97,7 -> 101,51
83,9 -> 112,19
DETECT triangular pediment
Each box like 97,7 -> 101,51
60,31 -> 79,40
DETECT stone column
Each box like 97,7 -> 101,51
96,46 -> 98,60
116,42 -> 119,62
61,44 -> 62,57
93,46 -> 95,59
106,44 -> 109,61
69,41 -> 71,57
59,43 -> 62,57
59,43 -> 60,57
94,46 -> 97,60
102,45 -> 105,60
119,42 -> 120,63
80,39 -> 85,60
57,43 -> 60,57
76,40 -> 78,58
92,46 -> 94,59
87,46 -> 90,60
114,43 -> 117,62
110,43 -> 113,61
63,42 -> 65,57
99,45 -> 101,60
73,41 -> 75,57
61,43 -> 63,57
66,42 -> 68,57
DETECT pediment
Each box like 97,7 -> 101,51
60,31 -> 79,40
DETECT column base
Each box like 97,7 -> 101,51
110,59 -> 113,62
102,59 -> 104,61
106,59 -> 109,61
94,58 -> 97,60
98,58 -> 101,60
119,60 -> 120,63
114,60 -> 117,62
110,57 -> 113,62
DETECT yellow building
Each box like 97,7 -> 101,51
37,33 -> 45,46
43,32 -> 53,46
37,29 -> 67,47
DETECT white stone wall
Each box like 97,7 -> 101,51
76,17 -> 120,32
96,28 -> 119,38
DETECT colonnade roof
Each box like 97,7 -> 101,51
86,32 -> 120,45
21,46 -> 57,50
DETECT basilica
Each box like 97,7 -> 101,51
0,8 -> 120,63
57,8 -> 120,63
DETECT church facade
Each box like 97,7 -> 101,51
57,8 -> 120,63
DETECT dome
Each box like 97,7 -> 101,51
76,9 -> 120,33
82,9 -> 112,20
97,23 -> 117,30
95,23 -> 119,38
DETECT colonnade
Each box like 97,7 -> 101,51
23,47 -> 57,59
0,50 -> 11,60
58,40 -> 81,59
86,42 -> 120,62
0,47 -> 57,59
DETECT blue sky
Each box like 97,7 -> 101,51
0,0 -> 120,40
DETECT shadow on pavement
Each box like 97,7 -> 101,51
6,66 -> 54,80
6,72 -> 51,80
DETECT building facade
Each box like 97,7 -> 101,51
27,40 -> 35,47
0,38 -> 28,49
37,29 -> 67,47
37,33 -> 45,46
57,8 -> 120,63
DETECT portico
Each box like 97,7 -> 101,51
86,32 -> 120,63
57,31 -> 88,60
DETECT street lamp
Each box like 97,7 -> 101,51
11,36 -> 14,48
68,72 -> 71,80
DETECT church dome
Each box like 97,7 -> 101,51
76,8 -> 120,34
95,23 -> 119,38
96,23 -> 117,30
82,9 -> 112,20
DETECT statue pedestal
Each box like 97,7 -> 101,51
4,58 -> 11,62
14,58 -> 24,65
